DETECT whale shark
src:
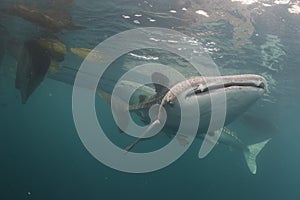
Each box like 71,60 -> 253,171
97,73 -> 270,174
124,73 -> 267,148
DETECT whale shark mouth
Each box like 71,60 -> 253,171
188,76 -> 267,96
194,82 -> 266,94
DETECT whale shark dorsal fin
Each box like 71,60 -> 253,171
152,72 -> 170,94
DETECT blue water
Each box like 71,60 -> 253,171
1,0 -> 300,199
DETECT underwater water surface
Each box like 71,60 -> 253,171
0,0 -> 300,199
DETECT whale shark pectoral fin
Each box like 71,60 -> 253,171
125,137 -> 142,153
244,138 -> 271,174
125,119 -> 161,152
198,129 -> 223,159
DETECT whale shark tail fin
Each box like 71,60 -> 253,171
244,138 -> 271,174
